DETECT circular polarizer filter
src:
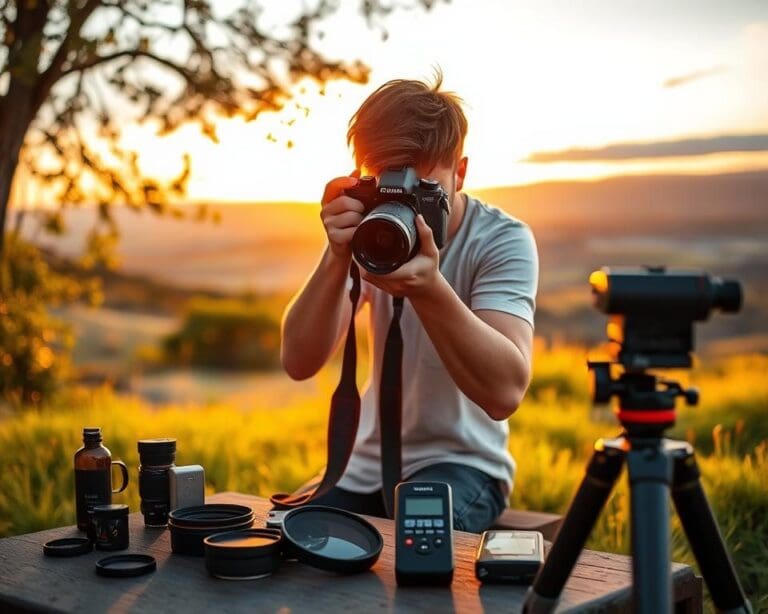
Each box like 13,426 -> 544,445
95,554 -> 157,578
281,506 -> 383,574
43,537 -> 93,558
168,504 -> 254,529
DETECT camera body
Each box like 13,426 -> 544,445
589,266 -> 742,369
345,167 -> 450,275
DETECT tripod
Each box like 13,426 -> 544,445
523,366 -> 752,613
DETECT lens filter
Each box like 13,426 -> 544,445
281,506 -> 382,574
204,528 -> 283,580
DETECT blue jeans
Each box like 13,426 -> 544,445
310,463 -> 506,533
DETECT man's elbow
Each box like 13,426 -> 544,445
280,347 -> 316,381
485,385 -> 527,421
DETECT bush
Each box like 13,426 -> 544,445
162,297 -> 281,370
0,237 -> 98,406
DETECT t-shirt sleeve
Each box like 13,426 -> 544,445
470,220 -> 539,326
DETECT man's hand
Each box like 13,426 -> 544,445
361,214 -> 442,299
320,172 -> 363,261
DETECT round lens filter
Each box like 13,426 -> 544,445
43,537 -> 93,558
281,506 -> 382,574
95,554 -> 157,578
204,528 -> 283,580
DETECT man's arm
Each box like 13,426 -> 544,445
409,278 -> 533,420
360,214 -> 534,420
280,246 -> 354,380
280,174 -> 363,380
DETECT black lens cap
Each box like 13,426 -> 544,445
43,537 -> 93,558
95,554 -> 157,578
281,506 -> 383,574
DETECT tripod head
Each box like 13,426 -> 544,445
587,266 -> 741,436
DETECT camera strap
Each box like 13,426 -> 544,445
380,295 -> 404,517
270,264 -> 404,518
270,263 -> 363,509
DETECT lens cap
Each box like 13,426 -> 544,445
95,554 -> 157,578
281,506 -> 382,574
43,537 -> 93,558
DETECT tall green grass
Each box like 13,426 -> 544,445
0,348 -> 766,607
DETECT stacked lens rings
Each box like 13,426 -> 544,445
168,504 -> 255,555
199,505 -> 383,580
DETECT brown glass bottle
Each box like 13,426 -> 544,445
74,427 -> 128,531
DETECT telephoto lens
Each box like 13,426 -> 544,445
138,438 -> 176,527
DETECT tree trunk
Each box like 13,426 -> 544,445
0,81 -> 37,258
0,0 -> 51,258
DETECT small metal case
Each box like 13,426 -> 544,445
169,465 -> 205,511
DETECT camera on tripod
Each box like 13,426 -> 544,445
523,266 -> 752,614
587,266 -> 742,425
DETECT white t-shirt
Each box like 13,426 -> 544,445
337,195 -> 539,495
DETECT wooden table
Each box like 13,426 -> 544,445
0,492 -> 702,613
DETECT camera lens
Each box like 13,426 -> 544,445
352,203 -> 417,274
711,279 -> 741,313
138,438 -> 176,527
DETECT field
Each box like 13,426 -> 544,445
1,348 -> 766,608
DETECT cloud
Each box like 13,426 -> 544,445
663,65 -> 727,88
524,134 -> 768,163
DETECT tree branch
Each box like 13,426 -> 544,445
61,49 -> 194,86
35,0 -> 103,111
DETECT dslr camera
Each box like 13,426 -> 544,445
345,167 -> 450,274
589,265 -> 741,370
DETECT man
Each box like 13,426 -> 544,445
280,73 -> 538,533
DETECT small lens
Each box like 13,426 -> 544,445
711,279 -> 742,313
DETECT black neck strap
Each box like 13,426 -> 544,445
270,265 -> 404,517
270,263 -> 363,509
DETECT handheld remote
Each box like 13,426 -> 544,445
394,481 -> 454,586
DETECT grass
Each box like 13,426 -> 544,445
0,347 -> 766,608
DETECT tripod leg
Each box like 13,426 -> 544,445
523,438 -> 625,614
626,438 -> 673,613
669,441 -> 752,613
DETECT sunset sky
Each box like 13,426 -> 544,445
33,0 -> 768,204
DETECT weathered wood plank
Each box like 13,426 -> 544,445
0,492 -> 701,613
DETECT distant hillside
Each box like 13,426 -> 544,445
25,170 -> 768,294
474,170 -> 768,238
24,170 -> 768,353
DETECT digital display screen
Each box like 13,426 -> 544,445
485,534 -> 537,556
405,496 -> 443,516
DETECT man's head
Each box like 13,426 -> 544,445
347,71 -> 468,201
